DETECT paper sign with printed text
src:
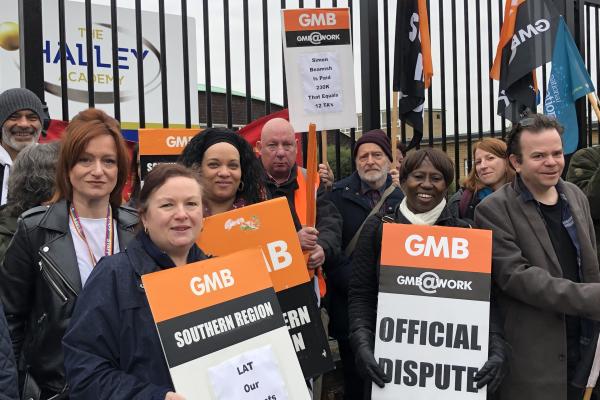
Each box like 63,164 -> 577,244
197,197 -> 334,378
373,224 -> 492,400
142,248 -> 309,400
281,8 -> 357,130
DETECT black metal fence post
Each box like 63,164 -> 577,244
359,0 -> 380,131
18,0 -> 45,101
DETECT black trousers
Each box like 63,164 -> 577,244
337,336 -> 366,400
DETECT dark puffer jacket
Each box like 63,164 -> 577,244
322,172 -> 403,339
63,233 -> 209,400
567,146 -> 600,263
348,205 -> 470,335
0,302 -> 18,400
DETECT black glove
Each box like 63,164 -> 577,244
350,327 -> 390,388
474,332 -> 510,393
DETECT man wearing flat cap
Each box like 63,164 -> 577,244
0,88 -> 45,205
321,129 -> 404,400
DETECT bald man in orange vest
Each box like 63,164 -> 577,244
257,118 -> 341,298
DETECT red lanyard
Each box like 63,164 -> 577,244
69,204 -> 114,267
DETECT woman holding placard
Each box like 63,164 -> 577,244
0,108 -> 137,399
179,127 -> 267,216
347,148 -> 509,399
63,164 -> 208,399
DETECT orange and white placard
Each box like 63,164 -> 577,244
197,197 -> 334,378
142,248 -> 309,400
373,224 -> 492,400
281,8 -> 357,130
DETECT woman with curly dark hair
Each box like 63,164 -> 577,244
179,127 -> 267,216
0,142 -> 60,262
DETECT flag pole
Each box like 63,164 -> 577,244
587,93 -> 600,122
320,130 -> 328,164
391,91 -> 399,165
583,332 -> 600,400
306,123 -> 317,228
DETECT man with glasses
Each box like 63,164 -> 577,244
475,114 -> 600,400
257,117 -> 341,295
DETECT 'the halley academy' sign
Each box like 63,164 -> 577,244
374,224 -> 492,400
0,0 -> 198,128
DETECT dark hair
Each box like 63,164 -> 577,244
396,141 -> 407,157
138,163 -> 202,216
128,143 -> 141,207
5,142 -> 60,217
178,127 -> 266,204
399,147 -> 454,187
462,138 -> 515,192
51,108 -> 130,209
507,114 -> 564,163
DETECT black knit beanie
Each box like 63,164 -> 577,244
353,129 -> 393,161
0,88 -> 45,129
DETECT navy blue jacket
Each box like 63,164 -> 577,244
0,302 -> 18,400
322,172 -> 403,338
63,234 -> 208,400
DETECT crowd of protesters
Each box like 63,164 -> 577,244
0,87 -> 599,400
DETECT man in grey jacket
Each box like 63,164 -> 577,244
475,114 -> 600,400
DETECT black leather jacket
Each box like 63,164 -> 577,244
0,200 -> 138,399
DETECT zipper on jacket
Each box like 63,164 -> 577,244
38,251 -> 77,300
39,260 -> 68,302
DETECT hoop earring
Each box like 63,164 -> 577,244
237,181 -> 245,192
144,226 -> 148,234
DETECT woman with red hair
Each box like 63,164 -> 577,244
0,108 -> 138,399
449,138 -> 515,225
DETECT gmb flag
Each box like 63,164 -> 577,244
544,16 -> 595,154
393,0 -> 432,150
491,0 -> 559,122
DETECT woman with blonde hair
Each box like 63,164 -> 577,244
449,138 -> 515,225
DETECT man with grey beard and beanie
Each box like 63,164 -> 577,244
321,129 -> 404,400
0,88 -> 45,205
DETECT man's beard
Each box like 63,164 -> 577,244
358,166 -> 390,187
2,125 -> 40,152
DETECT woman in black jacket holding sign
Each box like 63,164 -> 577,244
63,164 -> 208,400
348,148 -> 508,399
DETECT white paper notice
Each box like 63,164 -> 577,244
208,345 -> 289,400
300,52 -> 343,114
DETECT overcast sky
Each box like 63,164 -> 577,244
45,0 -> 600,133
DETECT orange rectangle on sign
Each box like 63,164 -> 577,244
197,197 -> 309,292
142,248 -> 272,323
138,128 -> 201,156
381,224 -> 492,274
283,8 -> 350,32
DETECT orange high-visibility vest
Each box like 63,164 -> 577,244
294,168 -> 326,297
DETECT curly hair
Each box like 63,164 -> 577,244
178,127 -> 266,205
5,142 -> 60,217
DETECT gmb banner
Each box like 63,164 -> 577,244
197,197 -> 334,378
373,224 -> 492,400
142,248 -> 309,400
138,128 -> 200,180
